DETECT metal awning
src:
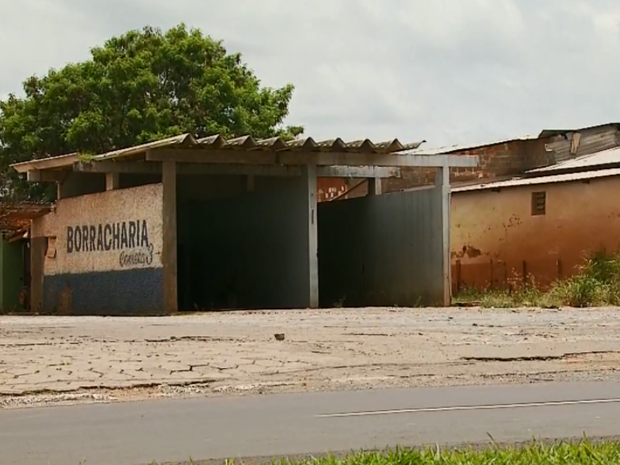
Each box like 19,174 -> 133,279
12,133 -> 479,176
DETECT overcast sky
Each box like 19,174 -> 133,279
2,0 -> 620,147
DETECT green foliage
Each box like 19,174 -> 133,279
159,440 -> 620,465
549,250 -> 620,307
454,285 -> 546,309
0,24 -> 302,200
455,249 -> 620,308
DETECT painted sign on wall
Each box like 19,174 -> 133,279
32,183 -> 164,276
66,220 -> 155,268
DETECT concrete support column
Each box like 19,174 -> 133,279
30,236 -> 46,313
105,172 -> 120,191
302,164 -> 319,308
435,165 -> 451,306
57,177 -> 71,200
367,177 -> 382,196
162,161 -> 178,313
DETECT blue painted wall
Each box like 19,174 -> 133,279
43,268 -> 163,315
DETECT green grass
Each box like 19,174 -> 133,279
164,440 -> 620,464
454,250 -> 620,308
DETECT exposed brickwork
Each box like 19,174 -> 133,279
317,178 -> 347,202
383,137 -> 557,193
325,127 -> 619,198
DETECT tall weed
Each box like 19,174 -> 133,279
455,250 -> 620,308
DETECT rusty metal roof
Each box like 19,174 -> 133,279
527,146 -> 620,174
539,122 -> 620,138
12,133 -> 427,173
0,202 -> 51,232
412,123 -> 620,156
452,167 -> 620,192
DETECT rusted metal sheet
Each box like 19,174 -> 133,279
451,175 -> 620,291
0,202 -> 51,233
544,126 -> 620,163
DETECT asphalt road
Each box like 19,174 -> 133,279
2,382 -> 620,465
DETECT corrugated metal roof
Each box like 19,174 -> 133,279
542,126 -> 620,163
539,122 -> 620,138
194,135 -> 425,153
11,152 -> 79,171
12,134 -> 427,172
409,135 -> 538,155
413,123 -> 620,156
452,167 -> 620,192
97,134 -> 197,161
528,146 -> 620,174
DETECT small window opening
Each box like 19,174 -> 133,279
531,192 -> 546,216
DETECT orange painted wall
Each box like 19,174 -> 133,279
451,176 -> 620,291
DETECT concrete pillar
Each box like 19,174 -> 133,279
435,165 -> 451,306
30,235 -> 46,313
302,164 -> 319,308
105,172 -> 120,191
162,161 -> 178,313
368,177 -> 382,196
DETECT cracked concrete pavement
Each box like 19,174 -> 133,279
1,307 -> 620,408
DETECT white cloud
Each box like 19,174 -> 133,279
1,0 -> 620,146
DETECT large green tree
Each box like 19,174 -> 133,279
0,24 -> 302,200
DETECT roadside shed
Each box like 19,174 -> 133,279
0,202 -> 51,311
12,134 -> 478,314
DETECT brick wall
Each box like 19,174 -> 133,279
383,137 -> 556,193
317,178 -> 347,202
327,128 -> 616,199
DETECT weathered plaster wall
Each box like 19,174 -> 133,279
451,176 -> 620,290
31,184 -> 164,314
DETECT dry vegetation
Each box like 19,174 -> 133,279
454,251 -> 620,308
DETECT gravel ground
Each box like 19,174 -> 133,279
1,307 -> 619,408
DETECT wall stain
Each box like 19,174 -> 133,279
452,245 -> 483,259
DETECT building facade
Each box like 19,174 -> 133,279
31,184 -> 164,314
15,134 -> 476,314
450,143 -> 620,291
